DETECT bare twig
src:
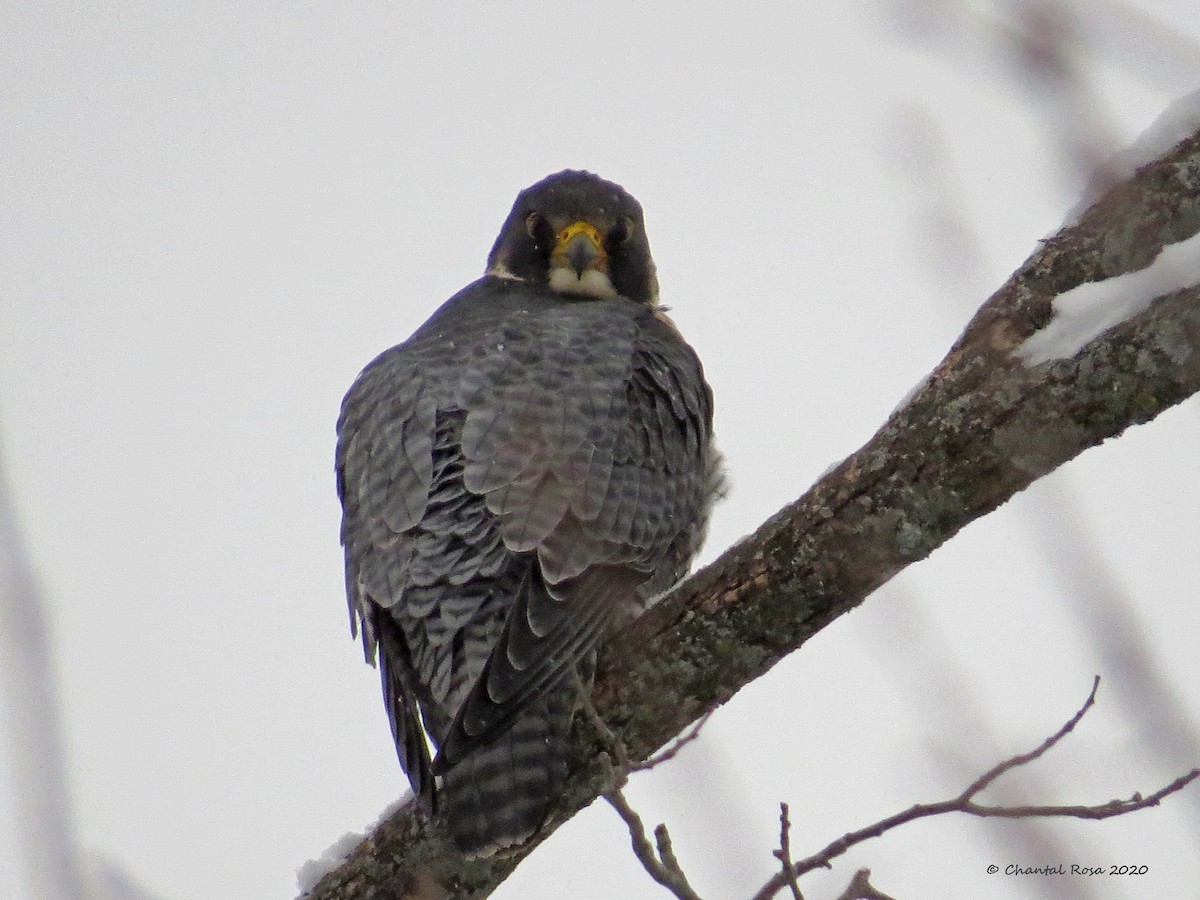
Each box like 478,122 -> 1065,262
581,689 -> 713,774
600,757 -> 701,900
752,679 -> 1200,900
580,694 -> 703,899
773,803 -> 804,900
653,824 -> 689,889
634,709 -> 715,773
958,675 -> 1099,799
834,868 -> 896,900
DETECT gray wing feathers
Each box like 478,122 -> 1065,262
436,308 -> 717,767
457,311 -> 636,566
338,359 -> 437,620
437,565 -> 642,768
337,292 -> 719,851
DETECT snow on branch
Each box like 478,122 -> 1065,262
1016,229 -> 1200,364
300,123 -> 1200,900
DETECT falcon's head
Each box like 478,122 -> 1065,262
486,170 -> 659,305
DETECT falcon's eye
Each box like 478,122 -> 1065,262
524,211 -> 545,243
609,216 -> 636,246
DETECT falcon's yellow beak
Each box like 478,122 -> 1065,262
546,220 -> 617,299
551,221 -> 607,277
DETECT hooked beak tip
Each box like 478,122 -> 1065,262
553,221 -> 605,277
564,231 -> 600,276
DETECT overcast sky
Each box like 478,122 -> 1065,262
3,3 -> 1199,899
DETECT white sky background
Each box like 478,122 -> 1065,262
2,2 -> 1199,899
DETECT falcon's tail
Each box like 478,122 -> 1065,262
440,681 -> 574,856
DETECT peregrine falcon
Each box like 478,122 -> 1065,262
336,170 -> 724,855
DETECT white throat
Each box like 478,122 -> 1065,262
547,267 -> 618,299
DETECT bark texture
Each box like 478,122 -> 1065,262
301,125 -> 1200,900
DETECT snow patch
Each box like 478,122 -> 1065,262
1069,87 -> 1200,221
295,796 -> 411,895
295,831 -> 364,895
1016,230 -> 1200,366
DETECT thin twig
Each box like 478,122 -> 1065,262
772,803 -> 803,900
601,757 -> 702,900
834,868 -> 896,900
957,675 -> 1099,799
583,695 -> 704,900
654,824 -> 688,885
635,709 -> 716,772
751,678 -> 1200,900
960,769 -> 1200,820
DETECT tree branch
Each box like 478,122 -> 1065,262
301,123 -> 1200,900
750,678 -> 1199,900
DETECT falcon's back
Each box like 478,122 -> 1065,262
336,171 -> 723,855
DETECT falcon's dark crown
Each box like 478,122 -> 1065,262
486,170 -> 660,305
